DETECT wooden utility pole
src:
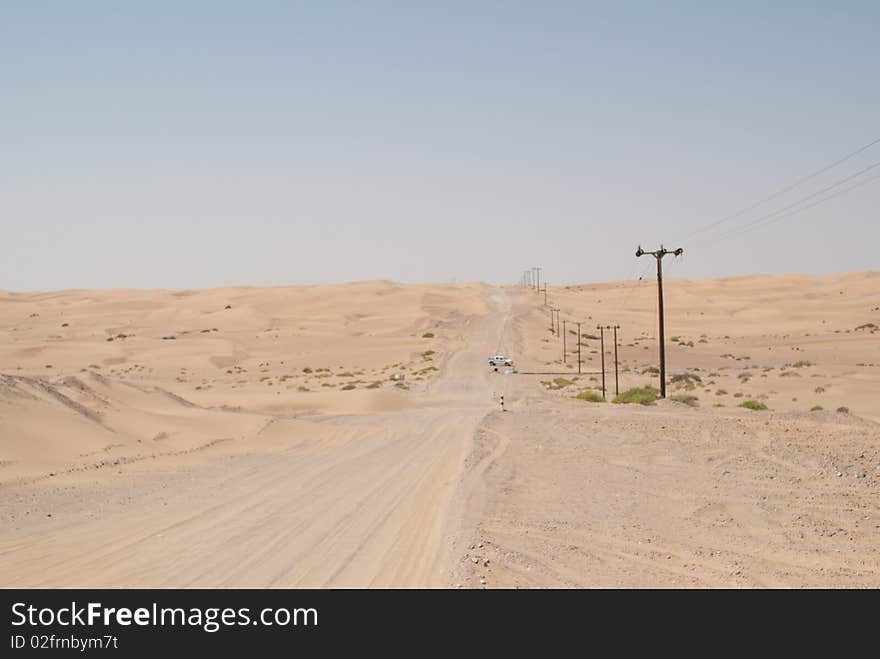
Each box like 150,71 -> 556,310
606,324 -> 621,396
549,307 -> 555,335
612,324 -> 620,396
535,267 -> 541,292
562,320 -> 567,364
597,325 -> 606,400
635,245 -> 683,398
543,283 -> 548,306
577,322 -> 582,374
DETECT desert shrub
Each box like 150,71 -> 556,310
297,386 -> 310,392
642,366 -> 660,375
836,406 -> 849,413
366,381 -> 382,389
575,390 -> 605,402
422,332 -> 434,338
671,394 -> 699,407
303,367 -> 313,373
733,392 -> 744,398
546,377 -> 574,390
792,360 -> 813,368
715,389 -> 728,396
337,372 -> 354,377
739,400 -> 767,411
341,384 -> 356,390
421,350 -> 435,359
814,386 -> 826,394
810,405 -> 823,411
613,387 -> 659,405
670,373 -> 702,387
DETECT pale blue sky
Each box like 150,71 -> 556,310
2,1 -> 878,290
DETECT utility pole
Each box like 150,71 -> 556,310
562,319 -> 567,364
555,309 -> 560,339
636,245 -> 683,398
535,267 -> 541,292
606,324 -> 621,396
543,283 -> 548,306
549,307 -> 555,335
597,325 -> 606,400
577,322 -> 582,375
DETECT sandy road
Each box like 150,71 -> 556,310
0,292 -> 510,587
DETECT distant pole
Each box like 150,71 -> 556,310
598,325 -> 606,400
549,307 -> 555,335
635,245 -> 683,398
605,324 -> 620,396
556,309 -> 560,338
543,283 -> 548,306
562,320 -> 567,364
612,324 -> 620,396
577,322 -> 582,375
535,267 -> 541,292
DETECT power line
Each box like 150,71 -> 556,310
705,159 -> 880,244
706,170 -> 880,246
677,136 -> 880,244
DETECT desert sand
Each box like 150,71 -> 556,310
1,273 -> 878,587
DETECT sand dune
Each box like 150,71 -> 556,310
0,273 -> 878,587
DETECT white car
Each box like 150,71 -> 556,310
488,355 -> 513,367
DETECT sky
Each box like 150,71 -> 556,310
2,1 -> 878,290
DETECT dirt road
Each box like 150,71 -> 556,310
0,293 -> 509,587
